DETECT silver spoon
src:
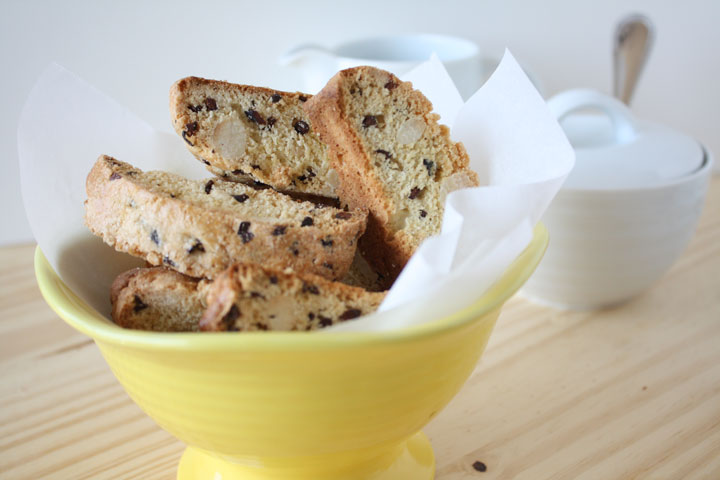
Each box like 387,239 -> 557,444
613,14 -> 655,105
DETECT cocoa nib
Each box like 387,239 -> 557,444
301,217 -> 314,227
271,93 -> 282,103
409,187 -> 422,199
423,159 -> 435,176
293,120 -> 310,135
233,194 -> 249,203
272,225 -> 287,236
340,308 -> 362,320
221,304 -> 241,331
335,212 -> 353,220
237,221 -> 254,243
109,172 -> 122,181
204,97 -> 218,111
132,295 -> 148,312
185,122 -> 198,136
150,229 -> 160,246
362,115 -> 377,127
204,180 -> 214,194
244,109 -> 266,125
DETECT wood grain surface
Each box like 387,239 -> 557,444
1,177 -> 719,479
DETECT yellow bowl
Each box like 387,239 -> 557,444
35,225 -> 548,480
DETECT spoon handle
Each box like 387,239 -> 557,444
613,14 -> 654,105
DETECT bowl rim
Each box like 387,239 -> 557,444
34,224 -> 548,352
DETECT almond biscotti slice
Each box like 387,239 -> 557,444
170,77 -> 337,197
304,67 -> 479,281
111,266 -> 208,332
201,263 -> 386,331
85,156 -> 367,280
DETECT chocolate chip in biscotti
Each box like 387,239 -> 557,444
335,212 -> 353,220
293,120 -> 310,135
187,239 -> 205,254
298,95 -> 308,102
423,159 -> 435,176
202,159 -> 211,166
204,180 -> 214,194
318,315 -> 333,327
109,172 -> 122,181
245,109 -> 266,125
237,221 -> 254,243
362,115 -> 378,128
384,80 -> 398,90
163,256 -> 177,267
301,217 -> 314,227
188,104 -> 203,113
250,291 -> 266,299
267,117 -> 277,128
221,304 -> 241,331
272,225 -> 287,236
321,238 -> 333,247
420,209 -> 428,218
185,122 -> 199,136
182,131 -> 194,146
269,275 -> 278,284
323,262 -> 334,270
409,187 -> 422,199
233,194 -> 249,203
339,308 -> 362,320
271,93 -> 282,103
204,98 -> 218,111
150,229 -> 160,246
302,283 -> 320,295
132,294 -> 148,312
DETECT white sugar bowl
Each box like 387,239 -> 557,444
522,89 -> 714,309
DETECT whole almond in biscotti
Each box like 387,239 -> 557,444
304,66 -> 479,282
111,266 -> 209,332
84,155 -> 367,281
170,77 -> 338,197
201,263 -> 386,332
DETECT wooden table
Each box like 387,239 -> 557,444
2,178 -> 719,479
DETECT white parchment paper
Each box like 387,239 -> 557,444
18,50 -> 574,330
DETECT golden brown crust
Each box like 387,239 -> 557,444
85,155 -> 367,280
201,263 -> 386,331
170,77 -> 337,197
304,66 -> 479,282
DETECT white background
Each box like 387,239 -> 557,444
1,0 -> 718,245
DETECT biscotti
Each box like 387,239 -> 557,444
170,77 -> 337,197
111,266 -> 207,332
201,263 -> 386,331
304,67 -> 479,281
85,155 -> 367,280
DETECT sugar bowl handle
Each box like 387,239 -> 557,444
548,89 -> 638,144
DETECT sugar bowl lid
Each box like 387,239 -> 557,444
549,89 -> 705,189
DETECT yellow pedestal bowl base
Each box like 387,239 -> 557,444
177,431 -> 434,480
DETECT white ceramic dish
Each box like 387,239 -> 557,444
521,89 -> 713,309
